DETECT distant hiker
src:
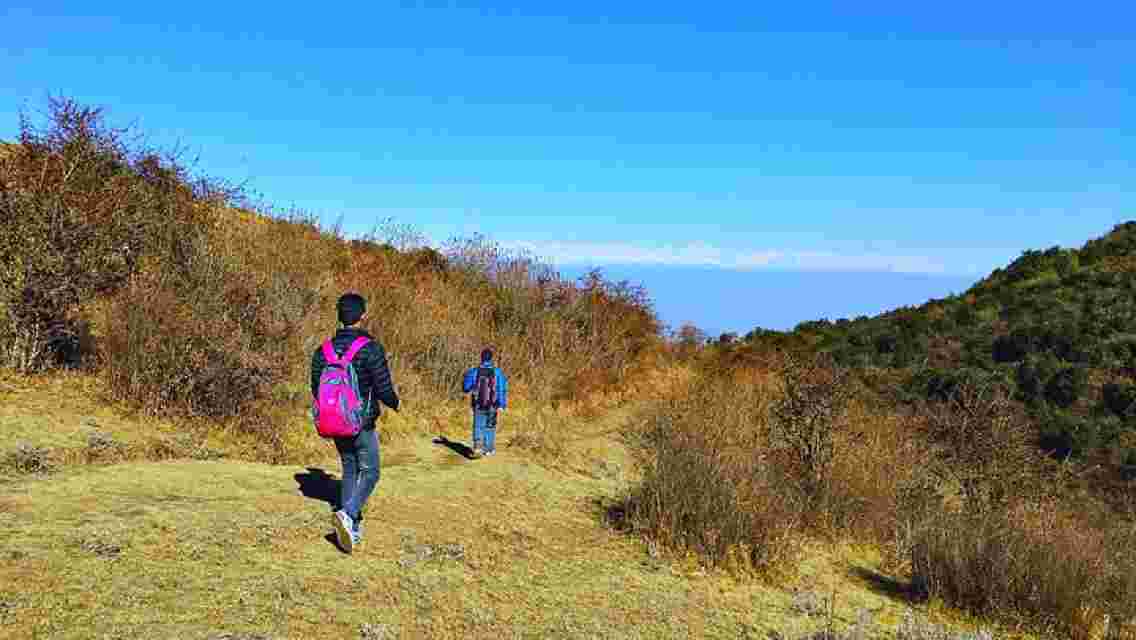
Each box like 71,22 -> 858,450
462,348 -> 509,457
310,293 -> 400,554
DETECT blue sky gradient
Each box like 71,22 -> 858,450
3,2 -> 1131,333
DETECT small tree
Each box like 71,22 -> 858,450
769,351 -> 856,507
673,322 -> 706,360
914,380 -> 1038,507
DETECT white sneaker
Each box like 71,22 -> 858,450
333,510 -> 354,554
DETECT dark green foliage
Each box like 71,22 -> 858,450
992,333 -> 1028,363
1102,383 -> 1136,418
734,220 -> 1136,474
906,367 -> 1010,405
1043,366 -> 1087,409
1078,221 -> 1136,267
875,333 -> 898,354
1015,359 -> 1045,401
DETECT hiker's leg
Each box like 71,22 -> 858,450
334,436 -> 358,513
348,428 -> 381,522
471,411 -> 483,450
484,410 -> 498,452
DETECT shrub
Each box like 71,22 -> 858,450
1103,383 -> 1136,418
769,352 -> 856,510
619,367 -> 802,572
1044,365 -> 1088,408
0,97 -> 245,373
907,497 -> 1136,636
3,97 -> 662,452
903,379 -> 1136,635
911,380 -> 1038,509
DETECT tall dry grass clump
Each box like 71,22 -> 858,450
620,351 -> 927,570
620,364 -> 802,573
900,380 -> 1136,636
626,346 -> 1136,636
620,352 -> 886,573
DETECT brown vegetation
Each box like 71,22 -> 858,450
622,349 -> 1136,638
0,98 -> 660,454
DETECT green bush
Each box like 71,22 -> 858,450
1043,365 -> 1087,408
1102,383 -> 1136,418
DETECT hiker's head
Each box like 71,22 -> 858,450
480,348 -> 493,363
336,293 -> 367,326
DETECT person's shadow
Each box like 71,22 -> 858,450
294,467 -> 340,509
295,468 -> 351,553
432,436 -> 478,459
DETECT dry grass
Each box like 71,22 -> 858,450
1,97 -> 661,458
0,378 -> 1029,640
618,354 -> 1136,639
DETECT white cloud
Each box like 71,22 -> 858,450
501,240 -> 962,275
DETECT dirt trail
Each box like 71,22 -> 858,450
0,397 -> 1001,640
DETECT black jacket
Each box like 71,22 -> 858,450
310,328 -> 400,426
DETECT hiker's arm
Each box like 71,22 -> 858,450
461,367 -> 476,393
367,342 -> 400,411
497,370 -> 508,409
310,349 -> 324,399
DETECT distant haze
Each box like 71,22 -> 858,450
561,265 -> 979,337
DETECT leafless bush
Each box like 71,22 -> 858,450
900,379 -> 1136,636
0,97 -> 238,372
769,352 -> 857,511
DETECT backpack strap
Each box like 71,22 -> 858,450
341,337 -> 370,365
321,337 -> 370,366
321,340 -> 341,365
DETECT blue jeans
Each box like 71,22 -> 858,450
334,427 -> 380,522
472,409 -> 498,452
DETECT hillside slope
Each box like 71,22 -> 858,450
738,221 -> 1136,471
0,376 -> 1018,640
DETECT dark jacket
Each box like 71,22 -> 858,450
311,327 -> 400,426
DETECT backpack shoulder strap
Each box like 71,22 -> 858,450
341,337 -> 370,365
321,340 -> 340,365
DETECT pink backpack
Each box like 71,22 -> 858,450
312,337 -> 371,439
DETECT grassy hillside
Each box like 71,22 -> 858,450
4,97 -> 1132,640
1,371 -> 1029,640
651,228 -> 1136,638
0,97 -> 660,465
731,222 -> 1136,475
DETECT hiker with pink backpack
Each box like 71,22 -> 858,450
462,348 -> 509,457
310,293 -> 400,553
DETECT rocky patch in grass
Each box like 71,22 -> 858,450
396,528 -> 466,569
3,442 -> 55,475
359,622 -> 400,640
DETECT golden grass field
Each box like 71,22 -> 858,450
0,372 -> 1036,640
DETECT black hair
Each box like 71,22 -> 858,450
336,293 -> 366,326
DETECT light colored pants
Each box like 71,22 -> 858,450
472,409 -> 498,452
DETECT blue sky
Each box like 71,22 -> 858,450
3,2 -> 1132,334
